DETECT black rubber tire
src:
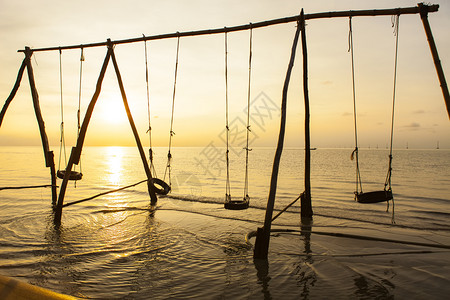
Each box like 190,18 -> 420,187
149,178 -> 171,195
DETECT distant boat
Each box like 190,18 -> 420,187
310,147 -> 317,150
437,141 -> 440,149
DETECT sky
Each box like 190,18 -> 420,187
0,0 -> 449,150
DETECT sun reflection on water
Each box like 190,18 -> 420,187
103,147 -> 130,209
105,147 -> 125,187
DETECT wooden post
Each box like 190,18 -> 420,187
0,55 -> 58,206
24,48 -> 58,205
419,4 -> 450,119
72,46 -> 113,165
24,48 -> 51,167
300,10 -> 313,220
253,11 -> 302,260
110,43 -> 158,205
54,147 -> 77,224
55,44 -> 112,224
0,59 -> 26,127
48,151 -> 57,206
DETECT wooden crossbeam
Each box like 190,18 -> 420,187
18,4 -> 439,53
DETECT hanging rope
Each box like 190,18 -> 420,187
385,15 -> 399,193
243,25 -> 253,202
75,47 -> 84,178
143,35 -> 157,178
58,48 -> 67,172
348,17 -> 363,199
164,34 -> 180,188
224,29 -> 232,203
385,14 -> 400,223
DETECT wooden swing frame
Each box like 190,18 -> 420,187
0,4 -> 447,239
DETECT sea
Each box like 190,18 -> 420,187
0,146 -> 449,299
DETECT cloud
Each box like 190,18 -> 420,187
405,122 -> 420,128
413,110 -> 425,114
403,122 -> 421,131
321,80 -> 333,85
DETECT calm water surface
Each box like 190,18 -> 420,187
0,147 -> 449,299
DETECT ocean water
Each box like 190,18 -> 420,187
0,146 -> 449,299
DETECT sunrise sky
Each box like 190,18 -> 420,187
0,0 -> 449,149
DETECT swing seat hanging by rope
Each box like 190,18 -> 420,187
143,37 -> 170,196
356,189 -> 393,204
222,27 -> 252,211
57,170 -> 83,181
348,15 -> 399,212
224,194 -> 250,210
56,49 -> 83,182
149,177 -> 171,195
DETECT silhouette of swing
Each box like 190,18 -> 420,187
142,35 -> 177,196
56,48 -> 83,181
223,28 -> 253,210
348,16 -> 399,205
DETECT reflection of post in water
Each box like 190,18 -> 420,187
40,214 -> 80,295
130,208 -> 173,292
254,258 -> 272,299
301,218 -> 312,257
294,218 -> 315,298
221,236 -> 252,297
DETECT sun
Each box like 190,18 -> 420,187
98,96 -> 129,125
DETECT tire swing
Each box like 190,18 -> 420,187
142,36 -> 176,195
56,48 -> 83,182
348,16 -> 400,217
223,27 -> 253,210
